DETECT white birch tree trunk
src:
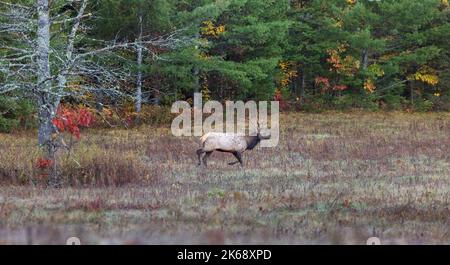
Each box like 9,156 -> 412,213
135,15 -> 143,113
36,0 -> 59,185
36,0 -> 53,148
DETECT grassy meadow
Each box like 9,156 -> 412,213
0,112 -> 449,244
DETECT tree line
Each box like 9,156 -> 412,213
92,0 -> 449,111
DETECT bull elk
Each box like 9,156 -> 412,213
196,126 -> 271,166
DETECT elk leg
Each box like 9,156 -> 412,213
236,152 -> 243,166
196,149 -> 205,165
202,151 -> 213,167
229,152 -> 243,166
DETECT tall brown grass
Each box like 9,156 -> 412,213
0,112 -> 449,244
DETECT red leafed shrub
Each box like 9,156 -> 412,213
36,157 -> 53,169
315,76 -> 330,90
333,84 -> 348,91
315,76 -> 348,93
52,105 -> 95,139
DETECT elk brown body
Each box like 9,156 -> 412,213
196,132 -> 270,166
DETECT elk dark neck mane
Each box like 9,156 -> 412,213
245,136 -> 260,150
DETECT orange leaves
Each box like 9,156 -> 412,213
315,76 -> 348,93
362,64 -> 384,93
327,49 -> 342,69
326,44 -> 360,77
327,50 -> 360,76
333,84 -> 348,91
364,79 -> 376,93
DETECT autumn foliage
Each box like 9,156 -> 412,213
273,89 -> 290,111
315,76 -> 347,93
52,105 -> 95,139
36,157 -> 54,169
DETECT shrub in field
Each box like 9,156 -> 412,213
28,105 -> 97,186
52,105 -> 96,139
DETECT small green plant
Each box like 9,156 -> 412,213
207,188 -> 226,198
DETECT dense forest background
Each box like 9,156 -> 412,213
1,0 -> 450,133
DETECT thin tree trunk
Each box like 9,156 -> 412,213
362,49 -> 369,70
56,0 -> 87,109
300,69 -> 306,103
193,32 -> 200,94
135,15 -> 143,113
292,78 -> 297,96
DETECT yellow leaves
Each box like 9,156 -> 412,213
407,66 -> 439,86
441,0 -> 449,8
201,75 -> 211,102
344,56 -> 361,73
279,61 -> 289,71
201,20 -> 226,37
414,73 -> 439,86
215,25 -> 226,35
327,49 -> 341,68
346,0 -> 357,5
364,79 -> 376,93
333,19 -> 343,28
201,21 -> 215,36
278,61 -> 298,88
197,52 -> 211,60
291,0 -> 307,10
367,64 -> 385,77
337,43 -> 348,53
434,92 -> 441,97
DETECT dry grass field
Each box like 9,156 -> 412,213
0,112 -> 449,244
